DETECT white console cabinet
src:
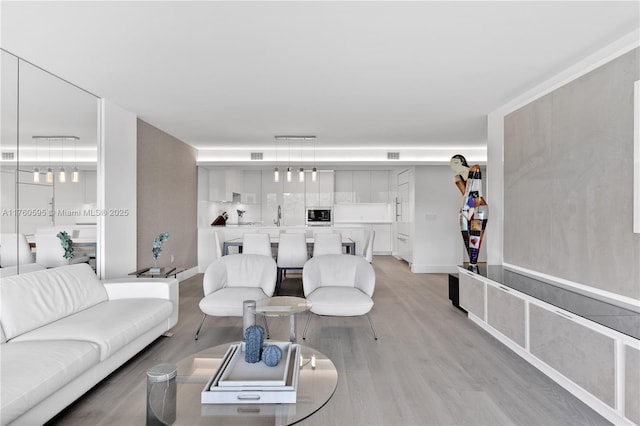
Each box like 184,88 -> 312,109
458,267 -> 640,425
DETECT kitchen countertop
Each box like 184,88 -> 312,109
333,220 -> 393,224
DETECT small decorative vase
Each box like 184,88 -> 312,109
244,325 -> 264,364
262,345 -> 282,367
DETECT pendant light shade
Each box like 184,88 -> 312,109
298,167 -> 304,182
286,167 -> 292,182
46,168 -> 54,183
58,167 -> 66,183
33,167 -> 40,183
274,167 -> 280,183
312,167 -> 317,182
72,167 -> 80,183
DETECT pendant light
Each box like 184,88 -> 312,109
312,137 -> 317,182
298,141 -> 304,182
273,137 -> 279,182
33,137 -> 40,183
72,138 -> 80,183
45,138 -> 53,183
58,139 -> 66,183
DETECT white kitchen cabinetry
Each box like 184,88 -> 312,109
305,171 -> 334,207
261,170 -> 282,227
334,170 -> 353,203
208,169 -> 242,202
394,169 -> 412,263
352,171 -> 371,203
335,170 -> 390,204
458,267 -> 639,425
371,170 -> 389,203
371,223 -> 392,253
242,170 -> 261,205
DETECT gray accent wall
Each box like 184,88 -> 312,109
137,120 -> 197,270
504,48 -> 640,300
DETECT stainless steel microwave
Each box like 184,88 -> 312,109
307,208 -> 332,225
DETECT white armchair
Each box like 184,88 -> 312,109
195,254 -> 277,340
302,254 -> 378,340
362,229 -> 375,263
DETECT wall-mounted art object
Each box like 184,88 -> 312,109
450,155 -> 488,271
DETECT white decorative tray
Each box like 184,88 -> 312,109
202,342 -> 300,404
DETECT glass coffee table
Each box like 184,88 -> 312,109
149,341 -> 337,425
250,296 -> 312,343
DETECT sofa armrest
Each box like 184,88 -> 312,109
103,278 -> 179,329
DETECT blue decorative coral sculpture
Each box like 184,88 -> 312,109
244,325 -> 264,364
262,344 -> 282,367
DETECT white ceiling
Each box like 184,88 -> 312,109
2,1 -> 639,164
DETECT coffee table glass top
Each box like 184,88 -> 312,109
151,342 -> 337,425
250,296 -> 312,317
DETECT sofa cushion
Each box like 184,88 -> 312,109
11,298 -> 172,361
307,287 -> 374,316
0,340 -> 100,425
1,264 -> 107,340
199,287 -> 270,316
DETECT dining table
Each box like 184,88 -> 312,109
222,235 -> 355,256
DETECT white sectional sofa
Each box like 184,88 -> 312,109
0,263 -> 179,425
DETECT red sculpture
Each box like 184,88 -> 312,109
450,155 -> 488,272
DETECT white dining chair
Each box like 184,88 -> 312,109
276,232 -> 308,291
213,231 -> 223,259
362,230 -> 375,263
35,232 -> 90,268
312,232 -> 342,256
242,233 -> 272,257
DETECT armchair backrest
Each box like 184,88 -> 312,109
312,233 -> 342,256
302,254 -> 375,297
277,232 -> 308,268
203,254 -> 276,297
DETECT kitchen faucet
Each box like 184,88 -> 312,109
274,205 -> 281,227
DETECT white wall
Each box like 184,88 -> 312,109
411,165 -> 463,273
99,100 -> 137,279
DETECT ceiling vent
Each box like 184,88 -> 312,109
387,152 -> 400,160
2,152 -> 15,160
250,152 -> 264,160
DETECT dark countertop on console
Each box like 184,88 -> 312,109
461,265 -> 640,340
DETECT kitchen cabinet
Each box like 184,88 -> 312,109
371,223 -> 392,253
242,170 -> 261,204
305,170 -> 334,207
261,170 -> 282,227
352,171 -> 371,203
208,169 -> 242,202
371,170 -> 389,203
394,169 -> 412,263
334,170 -> 353,203
335,170 -> 390,204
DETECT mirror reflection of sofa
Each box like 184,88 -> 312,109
0,263 -> 179,425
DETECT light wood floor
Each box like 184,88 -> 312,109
48,256 -> 609,426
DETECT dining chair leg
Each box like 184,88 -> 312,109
367,313 -> 378,340
195,314 -> 207,340
302,312 -> 313,340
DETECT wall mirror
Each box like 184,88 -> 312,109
0,49 -> 99,276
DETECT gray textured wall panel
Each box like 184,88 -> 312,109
504,49 -> 640,300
